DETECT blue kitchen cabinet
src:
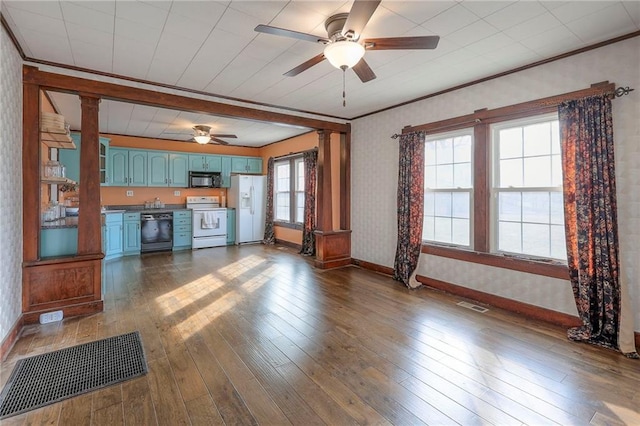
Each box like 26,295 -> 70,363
226,208 -> 235,245
189,155 -> 221,172
221,156 -> 231,188
150,153 -> 189,187
231,156 -> 262,174
59,133 -> 110,185
40,228 -> 78,258
173,210 -> 192,250
104,213 -> 124,260
123,212 -> 141,255
108,148 -> 147,186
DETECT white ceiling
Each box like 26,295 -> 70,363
3,1 -> 639,147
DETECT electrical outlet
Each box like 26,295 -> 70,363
174,191 -> 181,196
39,310 -> 63,324
126,190 -> 134,196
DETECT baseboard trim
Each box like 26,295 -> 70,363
275,239 -> 302,251
1,315 -> 24,361
417,275 -> 583,328
351,258 -> 394,276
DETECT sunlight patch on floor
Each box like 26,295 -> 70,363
241,265 -> 278,293
218,254 -> 267,279
154,274 -> 227,316
602,402 -> 640,425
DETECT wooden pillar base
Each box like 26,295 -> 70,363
314,230 -> 352,269
22,255 -> 104,324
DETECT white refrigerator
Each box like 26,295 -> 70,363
227,175 -> 266,244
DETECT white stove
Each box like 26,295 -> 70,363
186,196 -> 227,249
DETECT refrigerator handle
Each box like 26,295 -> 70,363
250,185 -> 254,215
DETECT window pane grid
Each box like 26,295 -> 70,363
493,115 -> 565,261
274,156 -> 305,225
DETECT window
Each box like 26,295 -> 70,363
492,114 -> 566,261
274,156 -> 305,225
423,130 -> 473,247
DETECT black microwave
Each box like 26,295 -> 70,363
189,171 -> 222,188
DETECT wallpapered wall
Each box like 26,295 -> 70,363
351,37 -> 640,331
0,25 -> 23,344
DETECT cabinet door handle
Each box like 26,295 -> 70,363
169,179 -> 172,184
129,177 -> 132,183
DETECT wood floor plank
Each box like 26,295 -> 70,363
2,245 -> 638,425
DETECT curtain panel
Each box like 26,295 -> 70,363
393,131 -> 425,289
559,94 -> 638,357
263,157 -> 276,245
300,150 -> 317,256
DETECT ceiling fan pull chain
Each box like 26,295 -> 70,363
342,66 -> 347,107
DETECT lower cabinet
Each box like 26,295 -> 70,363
173,210 -> 192,250
123,212 -> 141,255
226,208 -> 235,245
41,228 -> 78,258
104,213 -> 124,260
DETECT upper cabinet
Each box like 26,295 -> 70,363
108,148 -> 147,186
189,155 -> 222,172
149,152 -> 189,187
59,133 -> 110,185
231,156 -> 263,174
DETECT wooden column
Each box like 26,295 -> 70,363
22,79 -> 40,262
77,94 -> 102,255
314,129 -> 351,269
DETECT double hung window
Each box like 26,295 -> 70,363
492,114 -> 566,260
423,130 -> 473,247
274,156 -> 305,225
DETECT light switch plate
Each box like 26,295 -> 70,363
126,190 -> 133,196
174,191 -> 181,196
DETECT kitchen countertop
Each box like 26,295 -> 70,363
41,205 -> 195,229
41,216 -> 78,229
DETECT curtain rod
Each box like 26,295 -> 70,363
391,85 -> 634,139
273,147 -> 318,160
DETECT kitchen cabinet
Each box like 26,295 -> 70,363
189,155 -> 222,172
149,152 -> 189,187
231,156 -> 263,174
173,210 -> 192,250
104,212 -> 124,260
108,148 -> 147,186
123,212 -> 141,255
226,208 -> 235,245
221,156 -> 231,188
58,133 -> 110,186
40,228 -> 78,258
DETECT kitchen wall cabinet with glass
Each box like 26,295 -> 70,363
108,148 -> 147,186
59,133 -> 110,185
148,152 -> 189,187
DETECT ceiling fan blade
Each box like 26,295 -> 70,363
363,36 -> 440,50
342,0 -> 381,40
255,24 -> 329,44
284,53 -> 326,77
210,134 -> 237,138
352,58 -> 376,83
210,137 -> 230,145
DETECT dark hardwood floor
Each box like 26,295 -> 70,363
1,244 -> 639,425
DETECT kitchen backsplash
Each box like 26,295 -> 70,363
100,186 -> 227,206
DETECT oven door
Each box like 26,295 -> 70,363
192,209 -> 227,248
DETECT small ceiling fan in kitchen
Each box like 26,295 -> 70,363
254,0 -> 440,105
165,125 -> 237,145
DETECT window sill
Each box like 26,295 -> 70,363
421,244 -> 569,280
274,221 -> 303,231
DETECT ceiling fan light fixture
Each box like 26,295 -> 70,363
324,40 -> 365,69
194,135 -> 211,144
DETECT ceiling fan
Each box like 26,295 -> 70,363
165,125 -> 237,145
255,0 -> 440,84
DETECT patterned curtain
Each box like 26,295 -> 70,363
393,131 -> 425,289
262,157 -> 275,245
300,150 -> 317,256
559,94 -> 638,357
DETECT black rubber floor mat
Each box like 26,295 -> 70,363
0,331 -> 147,419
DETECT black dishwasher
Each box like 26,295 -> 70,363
140,212 -> 173,252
